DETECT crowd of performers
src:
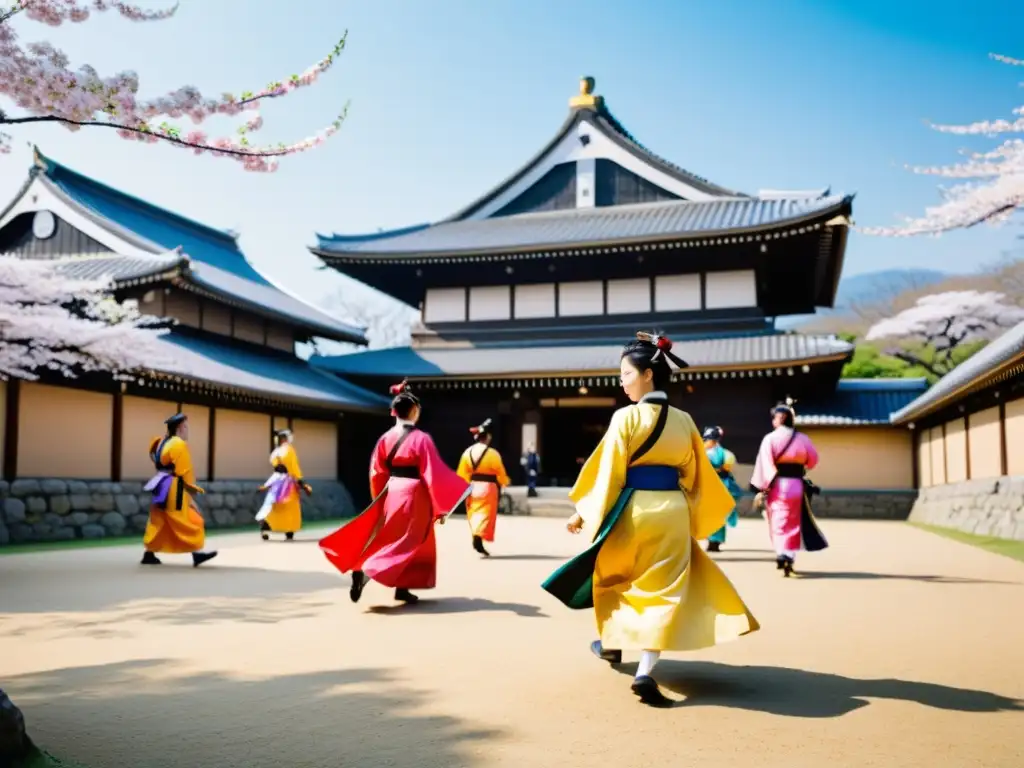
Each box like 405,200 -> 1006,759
136,329 -> 829,708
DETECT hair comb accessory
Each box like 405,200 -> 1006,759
636,330 -> 689,370
389,379 -> 410,396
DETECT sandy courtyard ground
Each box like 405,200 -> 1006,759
1,517 -> 1022,768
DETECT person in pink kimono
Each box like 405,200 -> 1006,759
749,398 -> 828,576
319,380 -> 470,605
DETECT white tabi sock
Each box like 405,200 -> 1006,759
636,650 -> 661,679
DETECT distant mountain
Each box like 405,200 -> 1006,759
779,268 -> 951,331
833,268 -> 949,310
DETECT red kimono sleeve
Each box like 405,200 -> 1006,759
368,434 -> 389,499
418,432 -> 469,519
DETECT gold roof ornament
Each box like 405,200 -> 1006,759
569,76 -> 603,110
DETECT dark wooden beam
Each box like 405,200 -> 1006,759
963,414 -> 971,480
111,390 -> 123,482
911,428 -> 920,489
3,378 -> 20,481
941,422 -> 948,482
336,417 -> 345,483
699,272 -> 707,310
601,280 -> 608,315
207,406 -> 216,481
999,401 -> 1008,476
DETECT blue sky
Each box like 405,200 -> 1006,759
2,0 -> 1022,319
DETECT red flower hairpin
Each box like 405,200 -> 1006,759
636,331 -> 674,351
389,379 -> 410,396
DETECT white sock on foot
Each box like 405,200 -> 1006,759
636,650 -> 661,678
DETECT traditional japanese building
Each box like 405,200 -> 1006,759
309,77 -> 923,492
0,149 -> 388,519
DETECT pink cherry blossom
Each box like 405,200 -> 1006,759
0,1 -> 349,171
860,53 -> 1024,236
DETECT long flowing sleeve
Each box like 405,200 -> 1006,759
677,413 -> 735,541
749,432 -> 778,492
493,451 -> 511,487
569,407 -> 633,533
368,436 -> 389,499
802,434 -> 820,471
418,432 -> 470,518
283,444 -> 304,481
456,448 -> 473,483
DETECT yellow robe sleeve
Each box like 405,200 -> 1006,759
568,406 -> 635,534
677,413 -> 735,541
165,437 -> 202,493
722,449 -> 736,473
282,444 -> 303,480
456,448 -> 473,482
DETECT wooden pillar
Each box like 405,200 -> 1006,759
941,422 -> 948,483
911,428 -> 920,489
963,414 -> 971,480
336,416 -> 345,483
207,406 -> 216,481
111,391 -> 123,482
3,378 -> 20,481
999,402 -> 1008,476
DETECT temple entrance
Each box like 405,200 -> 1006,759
539,403 -> 616,486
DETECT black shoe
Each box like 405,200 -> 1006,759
776,555 -> 786,570
395,588 -> 419,603
472,535 -> 490,557
590,640 -> 621,665
631,675 -> 672,707
782,557 -> 795,578
285,532 -> 294,541
261,532 -> 270,541
707,541 -> 721,552
192,551 -> 218,568
350,570 -> 366,603
141,551 -> 161,565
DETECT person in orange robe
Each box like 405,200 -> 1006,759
456,418 -> 510,557
141,413 -> 218,567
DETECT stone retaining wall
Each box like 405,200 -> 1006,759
505,487 -> 916,520
908,476 -> 1024,540
0,478 -> 355,546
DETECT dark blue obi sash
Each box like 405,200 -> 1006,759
541,464 -> 680,610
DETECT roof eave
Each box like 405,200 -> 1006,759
890,349 -> 1024,425
314,348 -> 854,380
310,195 -> 855,263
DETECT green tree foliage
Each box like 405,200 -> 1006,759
841,333 -> 990,384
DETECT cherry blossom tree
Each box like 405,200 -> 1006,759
0,0 -> 349,172
0,255 -> 169,380
864,290 -> 1024,377
861,53 -> 1024,236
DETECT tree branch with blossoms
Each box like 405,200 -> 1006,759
860,53 -> 1024,237
0,0 -> 350,171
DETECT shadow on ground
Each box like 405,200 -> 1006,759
366,596 -> 546,618
611,661 -> 1024,716
0,562 -> 344,615
790,571 -> 1016,585
9,659 -> 502,768
483,554 -> 567,562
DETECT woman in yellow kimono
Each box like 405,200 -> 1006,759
542,332 -> 759,707
141,413 -> 218,567
256,429 -> 312,541
456,418 -> 511,557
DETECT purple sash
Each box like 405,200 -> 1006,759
145,472 -> 173,506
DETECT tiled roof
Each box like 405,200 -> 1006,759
51,251 -> 187,283
148,330 -> 389,412
315,194 -> 852,259
34,150 -> 365,344
310,333 -> 854,378
891,320 -> 1024,423
796,378 -> 929,426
